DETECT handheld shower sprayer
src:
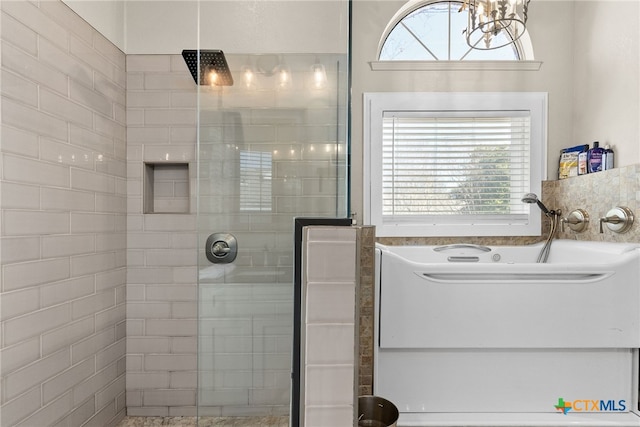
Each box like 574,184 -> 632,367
522,193 -> 561,263
521,193 -> 555,217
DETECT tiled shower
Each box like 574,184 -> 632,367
1,0 -> 349,424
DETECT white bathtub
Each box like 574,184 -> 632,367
374,240 -> 640,426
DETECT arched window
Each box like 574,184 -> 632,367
378,0 -> 533,61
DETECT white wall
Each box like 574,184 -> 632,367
572,0 -> 640,168
62,0 -> 125,51
66,0 -> 349,55
134,1 -> 349,54
122,1 -> 198,54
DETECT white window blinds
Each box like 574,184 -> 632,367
364,92 -> 546,237
382,113 -> 531,221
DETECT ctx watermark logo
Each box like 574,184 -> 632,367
554,397 -> 626,415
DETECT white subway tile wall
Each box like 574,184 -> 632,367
0,1 -> 127,426
302,226 -> 357,426
197,282 -> 294,416
126,53 -> 199,417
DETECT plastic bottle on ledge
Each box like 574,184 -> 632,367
578,150 -> 588,175
603,144 -> 614,170
587,141 -> 604,173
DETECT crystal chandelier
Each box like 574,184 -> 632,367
461,0 -> 531,50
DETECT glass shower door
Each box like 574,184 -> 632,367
195,6 -> 350,418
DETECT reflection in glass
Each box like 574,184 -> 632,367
240,151 -> 272,212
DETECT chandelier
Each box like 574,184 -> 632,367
461,0 -> 531,50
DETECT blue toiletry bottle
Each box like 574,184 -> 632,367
588,141 -> 604,173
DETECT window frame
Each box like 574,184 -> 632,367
370,0 -> 541,72
363,92 -> 547,237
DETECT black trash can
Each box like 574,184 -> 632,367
358,395 -> 399,427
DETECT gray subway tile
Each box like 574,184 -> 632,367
71,252 -> 118,278
43,359 -> 95,404
40,88 -> 93,128
42,317 -> 95,356
1,125 -> 39,158
144,354 -> 197,371
96,339 -> 126,370
143,389 -> 196,407
127,372 -> 170,390
3,153 -> 70,188
70,80 -> 115,117
1,182 -> 40,210
4,349 -> 71,402
1,41 -> 68,95
95,376 -> 126,410
1,11 -> 37,55
41,235 -> 97,259
145,319 -> 197,337
72,328 -> 115,365
72,363 -> 118,407
4,304 -> 71,345
1,68 -> 38,106
72,290 -> 116,320
51,397 -> 96,427
0,337 -> 40,374
0,387 -> 41,427
0,287 -> 39,321
95,303 -> 126,331
15,391 -> 73,427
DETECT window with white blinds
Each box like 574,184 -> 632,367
240,151 -> 272,212
365,92 -> 547,237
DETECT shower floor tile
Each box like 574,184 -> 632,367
116,416 -> 289,427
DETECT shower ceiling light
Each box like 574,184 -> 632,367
460,0 -> 530,50
181,49 -> 233,86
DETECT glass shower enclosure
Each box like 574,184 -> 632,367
195,1 -> 350,421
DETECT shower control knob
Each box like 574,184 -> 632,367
599,207 -> 634,234
212,241 -> 231,257
561,209 -> 589,233
205,233 -> 238,263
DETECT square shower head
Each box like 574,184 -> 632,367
181,49 -> 234,86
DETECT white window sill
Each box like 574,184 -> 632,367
369,60 -> 543,72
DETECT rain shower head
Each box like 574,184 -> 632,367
182,49 -> 234,86
521,193 -> 552,216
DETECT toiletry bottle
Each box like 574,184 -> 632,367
603,144 -> 614,170
587,141 -> 604,173
578,150 -> 588,175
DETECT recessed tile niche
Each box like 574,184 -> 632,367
144,162 -> 190,214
